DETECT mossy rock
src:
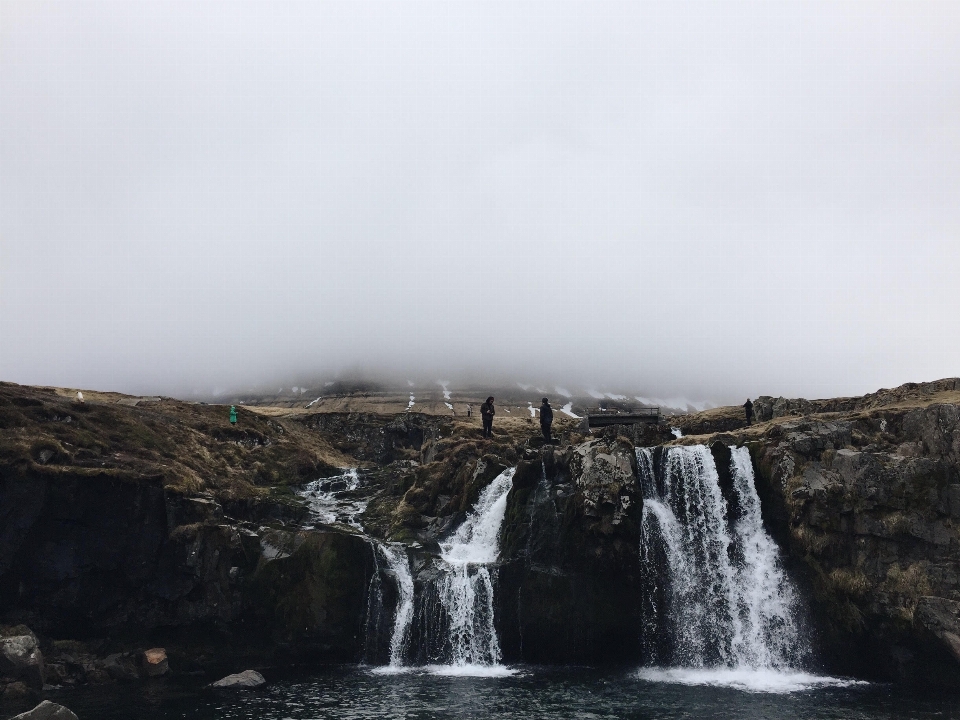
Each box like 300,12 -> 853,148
244,530 -> 372,658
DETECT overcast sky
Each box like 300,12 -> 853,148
1,1 -> 958,403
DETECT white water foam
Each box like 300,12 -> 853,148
435,467 -> 516,671
299,469 -> 366,530
378,544 -> 414,668
636,667 -> 865,694
637,445 -> 809,681
372,664 -> 518,678
728,446 -> 800,667
426,663 -> 518,677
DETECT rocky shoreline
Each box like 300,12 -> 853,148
3,378 -> 960,714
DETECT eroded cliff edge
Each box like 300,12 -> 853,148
3,378 -> 960,699
724,397 -> 960,684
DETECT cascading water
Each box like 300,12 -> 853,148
376,543 -> 415,669
433,467 -> 516,671
298,469 -> 416,669
637,445 -> 807,678
299,468 -> 367,530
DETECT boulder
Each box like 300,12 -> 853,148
0,634 -> 45,690
9,701 -> 78,720
915,597 -> 960,663
210,669 -> 266,688
103,652 -> 140,682
568,437 -> 639,532
141,647 -> 169,677
2,680 -> 34,700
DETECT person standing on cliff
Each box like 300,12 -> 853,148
480,397 -> 495,438
744,398 -> 754,426
539,397 -> 554,442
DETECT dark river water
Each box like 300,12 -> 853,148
21,665 -> 960,720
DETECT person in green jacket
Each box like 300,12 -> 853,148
229,406 -> 238,425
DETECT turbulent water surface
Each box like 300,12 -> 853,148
45,666 -> 960,720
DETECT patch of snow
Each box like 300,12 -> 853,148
438,380 -> 452,400
292,387 -> 299,394
586,389 -> 605,399
306,397 -> 321,408
635,395 -> 711,412
324,381 -> 334,387
517,383 -> 531,391
554,386 -> 572,398
560,402 -> 580,419
407,380 -> 414,387
444,402 -> 453,410
407,395 -> 415,409
605,393 -> 627,401
671,427 -> 683,438
527,403 -> 537,417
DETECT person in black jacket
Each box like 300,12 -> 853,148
480,397 -> 495,438
539,397 -> 554,441
744,398 -> 754,426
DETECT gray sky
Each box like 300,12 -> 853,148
2,1 -> 959,403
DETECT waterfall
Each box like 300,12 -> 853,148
378,543 -> 415,668
638,445 -> 806,671
299,468 -> 367,530
434,467 -> 516,670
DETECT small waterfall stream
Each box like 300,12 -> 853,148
434,467 -> 515,670
637,445 -> 806,674
365,467 -> 516,674
378,544 -> 415,667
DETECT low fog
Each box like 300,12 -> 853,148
2,1 -> 959,405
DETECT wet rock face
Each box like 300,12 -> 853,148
298,413 -> 440,466
244,529 -> 372,660
210,669 -> 266,688
747,407 -> 960,684
497,440 -> 645,664
9,700 -> 78,720
0,631 -> 44,691
568,438 -> 639,534
0,457 -> 373,668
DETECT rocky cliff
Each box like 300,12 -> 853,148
5,377 -> 960,701
741,402 -> 960,684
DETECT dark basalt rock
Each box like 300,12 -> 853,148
741,404 -> 960,684
497,438 -> 645,664
8,700 -> 78,720
0,462 -> 375,674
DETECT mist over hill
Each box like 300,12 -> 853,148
2,1 -> 958,407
